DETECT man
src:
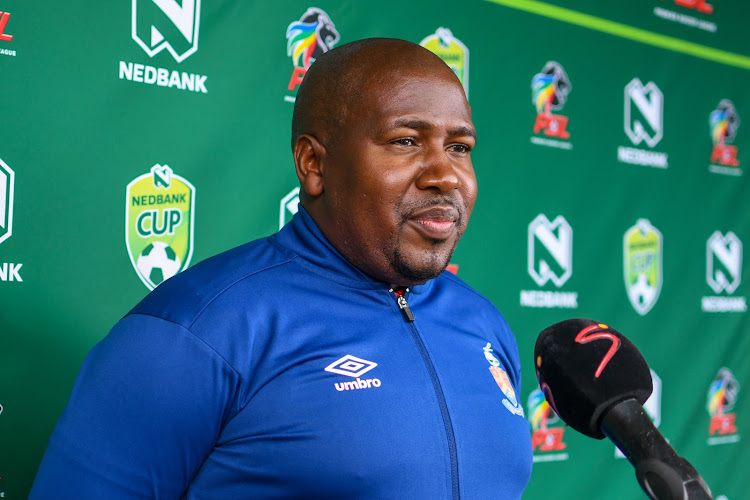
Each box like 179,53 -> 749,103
30,38 -> 532,499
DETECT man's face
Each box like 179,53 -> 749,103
322,68 -> 477,286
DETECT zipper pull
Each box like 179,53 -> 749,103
390,287 -> 415,322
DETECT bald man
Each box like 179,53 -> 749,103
31,39 -> 532,499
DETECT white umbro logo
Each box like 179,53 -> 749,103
325,355 -> 381,392
325,355 -> 378,377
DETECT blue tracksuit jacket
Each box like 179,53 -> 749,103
30,207 -> 532,499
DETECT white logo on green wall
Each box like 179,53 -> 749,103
0,157 -> 14,245
420,27 -> 469,99
132,0 -> 201,63
126,164 -> 195,290
279,187 -> 300,230
624,219 -> 662,315
707,231 -> 742,294
625,78 -> 663,148
528,214 -> 572,287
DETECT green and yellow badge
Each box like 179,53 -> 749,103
420,27 -> 469,98
624,219 -> 662,316
126,164 -> 195,290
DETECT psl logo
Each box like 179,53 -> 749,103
285,7 -> 339,98
126,164 -> 195,290
528,389 -> 567,456
707,367 -> 740,437
528,214 -> 572,287
672,0 -> 714,14
531,61 -> 571,139
709,100 -> 740,167
0,157 -> 14,245
706,231 -> 742,294
0,11 -> 14,41
624,219 -> 662,315
132,0 -> 201,63
625,78 -> 663,148
420,28 -> 469,98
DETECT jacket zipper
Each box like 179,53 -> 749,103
389,287 -> 415,322
389,288 -> 460,499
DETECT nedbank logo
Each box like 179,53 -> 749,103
132,0 -> 201,63
279,187 -> 300,229
126,164 -> 195,290
0,157 -> 14,245
624,219 -> 662,315
521,214 -> 578,309
702,231 -> 746,313
528,214 -> 572,287
707,231 -> 742,294
625,78 -> 663,148
420,28 -> 469,98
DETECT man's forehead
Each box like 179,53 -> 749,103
389,118 -> 477,138
361,72 -> 472,120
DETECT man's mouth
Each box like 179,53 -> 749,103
408,205 -> 460,240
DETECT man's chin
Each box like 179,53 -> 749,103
391,249 -> 454,285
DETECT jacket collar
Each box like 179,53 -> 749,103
270,205 -> 433,294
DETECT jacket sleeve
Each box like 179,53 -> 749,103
29,314 -> 240,499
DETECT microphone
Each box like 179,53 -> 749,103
534,318 -> 712,500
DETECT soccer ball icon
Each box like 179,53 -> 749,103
628,274 -> 657,315
136,241 -> 181,288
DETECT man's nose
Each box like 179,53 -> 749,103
415,144 -> 460,192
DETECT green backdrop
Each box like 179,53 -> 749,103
1,0 -> 747,498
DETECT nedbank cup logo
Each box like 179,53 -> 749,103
126,165 -> 195,290
0,157 -> 14,245
624,219 -> 662,315
420,28 -> 469,98
132,0 -> 201,63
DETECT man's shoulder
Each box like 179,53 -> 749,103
129,235 -> 295,328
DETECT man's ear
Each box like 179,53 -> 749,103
293,134 -> 326,197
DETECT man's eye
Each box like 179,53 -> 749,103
392,138 -> 416,146
448,144 -> 470,153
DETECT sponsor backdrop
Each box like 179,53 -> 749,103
0,0 -> 748,498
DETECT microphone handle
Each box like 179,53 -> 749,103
600,398 -> 712,500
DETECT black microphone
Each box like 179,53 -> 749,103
534,318 -> 712,500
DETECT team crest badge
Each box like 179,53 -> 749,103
483,343 -> 524,417
624,219 -> 663,315
420,28 -> 469,98
126,164 -> 195,290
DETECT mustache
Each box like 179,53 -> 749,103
399,196 -> 467,225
